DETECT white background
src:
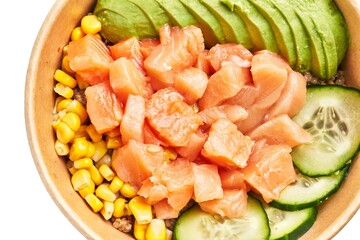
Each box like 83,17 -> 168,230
0,0 -> 358,239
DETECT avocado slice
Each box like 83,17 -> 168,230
270,0 -> 312,73
127,0 -> 171,32
179,0 -> 226,48
221,0 -> 278,52
247,0 -> 297,68
94,0 -> 157,42
200,0 -> 252,49
290,0 -> 338,79
155,0 -> 199,27
317,0 -> 350,65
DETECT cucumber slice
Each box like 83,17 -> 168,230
292,85 -> 360,176
173,196 -> 270,240
263,203 -> 317,240
270,165 -> 349,211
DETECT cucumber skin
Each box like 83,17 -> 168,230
270,165 -> 350,211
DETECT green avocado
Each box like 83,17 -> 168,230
317,0 -> 349,65
271,0 -> 312,73
127,0 -> 171,32
179,0 -> 226,48
290,0 -> 338,79
221,0 -> 278,52
155,0 -> 199,27
94,0 -> 157,43
200,0 -> 252,49
247,0 -> 297,68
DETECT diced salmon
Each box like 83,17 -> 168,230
68,34 -> 113,85
84,81 -> 123,134
223,84 -> 260,109
266,71 -> 307,119
143,122 -> 169,147
248,114 -> 313,148
174,67 -> 208,105
139,38 -> 161,58
202,118 -> 254,169
167,185 -> 194,211
146,88 -> 203,147
192,163 -> 223,202
253,50 -> 292,72
109,37 -> 145,74
240,144 -> 297,203
144,24 -> 205,90
195,50 -> 212,75
153,199 -> 181,219
219,169 -> 245,190
109,57 -> 148,103
199,188 -> 248,219
137,178 -> 168,205
236,105 -> 268,134
198,62 -> 246,110
111,140 -> 163,190
176,129 -> 208,161
120,94 -> 146,144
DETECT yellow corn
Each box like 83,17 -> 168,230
74,157 -> 93,169
63,44 -> 69,56
120,183 -> 137,198
54,69 -> 77,88
95,184 -> 116,202
85,193 -> 103,212
88,165 -> 104,186
81,14 -> 102,35
71,169 -> 91,191
54,82 -> 74,99
66,100 -> 88,124
66,161 -> 77,175
54,139 -> 69,156
69,137 -> 89,161
94,33 -> 102,40
92,140 -> 108,162
113,197 -> 127,218
71,27 -> 86,41
62,55 -> 75,74
109,176 -> 124,193
129,196 -> 153,224
165,229 -> 173,240
54,96 -> 65,113
134,220 -> 148,240
86,141 -> 96,158
145,219 -> 166,240
75,73 -> 90,90
95,153 -> 112,168
106,135 -> 122,149
79,179 -> 95,198
56,121 -> 75,144
124,203 -> 133,216
73,125 -> 89,141
163,147 -> 177,162
105,127 -> 121,138
56,99 -> 72,113
60,112 -> 81,132
86,124 -> 103,143
98,164 -> 115,182
100,201 -> 114,220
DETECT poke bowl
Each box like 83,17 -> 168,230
25,0 -> 360,239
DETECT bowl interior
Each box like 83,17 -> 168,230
25,0 -> 360,239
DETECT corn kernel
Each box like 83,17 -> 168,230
73,125 -> 89,141
105,126 -> 121,138
62,55 -> 75,74
134,220 -> 148,240
54,82 -> 74,99
71,169 -> 91,191
69,137 -> 89,161
163,147 -> 177,162
96,184 -> 116,202
86,124 -> 103,143
56,99 -> 72,113
95,153 -> 112,168
145,219 -> 166,240
94,33 -> 102,40
79,179 -> 95,198
106,135 -> 123,149
75,73 -> 90,90
60,112 -> 81,132
92,140 -> 108,162
56,121 -> 75,144
71,27 -> 86,41
66,100 -> 88,124
85,193 -> 103,212
74,157 -> 93,169
54,69 -> 77,88
109,176 -> 124,193
54,96 -> 65,113
54,139 -> 69,156
66,161 -> 77,175
124,203 -> 133,216
98,164 -> 115,181
113,198 -> 127,218
120,183 -> 137,198
88,165 -> 104,186
129,196 -> 153,225
85,141 -> 96,158
100,201 -> 114,220
81,15 -> 102,34
63,44 -> 69,56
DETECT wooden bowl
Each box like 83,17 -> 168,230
25,0 -> 360,239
